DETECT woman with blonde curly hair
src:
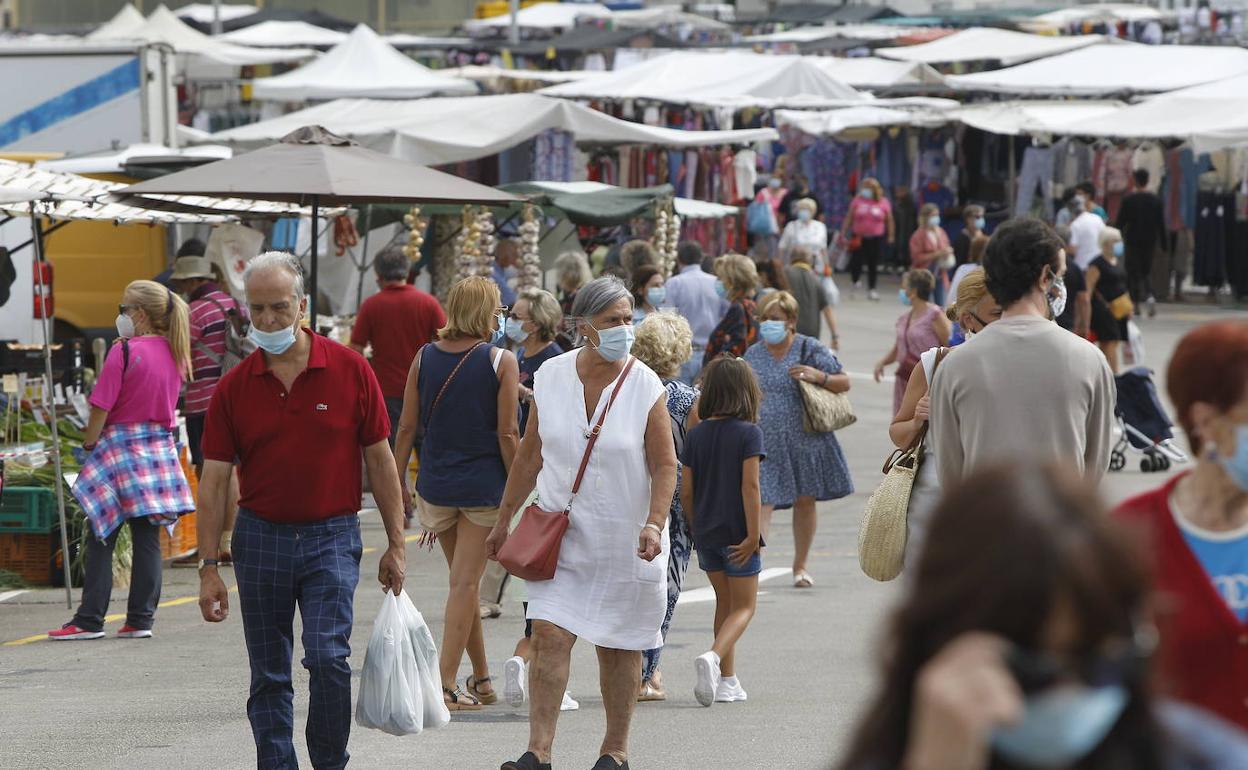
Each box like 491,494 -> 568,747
703,254 -> 758,367
631,311 -> 702,700
888,271 -> 1001,568
53,279 -> 195,640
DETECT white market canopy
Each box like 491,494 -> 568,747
86,4 -> 146,40
218,20 -> 349,48
90,5 -> 314,66
35,143 -> 233,175
174,3 -> 259,26
877,28 -> 1109,66
609,6 -> 729,31
951,100 -> 1127,136
206,93 -> 778,166
1022,3 -> 1164,30
774,105 -> 948,137
538,51 -> 866,108
465,3 -> 612,32
808,56 -> 945,89
947,44 -> 1248,96
251,24 -> 476,101
525,180 -> 738,219
744,24 -> 914,44
446,65 -> 597,84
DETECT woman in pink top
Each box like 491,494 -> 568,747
50,279 -> 195,641
840,177 -> 895,301
873,270 -> 951,416
908,203 -> 955,307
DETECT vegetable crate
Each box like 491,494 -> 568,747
0,486 -> 56,534
0,531 -> 54,585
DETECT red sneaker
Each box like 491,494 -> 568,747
117,625 -> 153,639
48,624 -> 104,641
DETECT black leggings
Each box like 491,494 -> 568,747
850,236 -> 884,290
1125,243 -> 1155,303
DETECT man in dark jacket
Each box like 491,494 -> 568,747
1115,169 -> 1167,315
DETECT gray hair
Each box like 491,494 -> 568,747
554,250 -> 592,291
244,251 -> 304,301
373,246 -> 410,283
571,275 -> 632,320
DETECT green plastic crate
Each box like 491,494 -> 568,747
0,486 -> 56,533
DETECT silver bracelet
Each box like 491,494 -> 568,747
643,522 -> 663,534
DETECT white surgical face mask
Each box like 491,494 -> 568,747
115,313 -> 135,339
589,322 -> 634,362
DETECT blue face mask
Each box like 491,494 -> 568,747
590,323 -> 635,362
1215,424 -> 1248,491
992,685 -> 1128,769
899,289 -> 912,306
928,215 -> 941,228
505,317 -> 528,343
975,216 -> 987,231
250,322 -> 297,356
646,286 -> 666,307
490,312 -> 506,345
859,188 -> 875,200
714,280 -> 727,299
759,319 -> 788,345
1112,241 -> 1125,258
798,209 -> 813,222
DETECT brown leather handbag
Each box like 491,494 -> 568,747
498,357 -> 636,581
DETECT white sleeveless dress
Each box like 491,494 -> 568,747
905,347 -> 943,569
526,351 -> 670,650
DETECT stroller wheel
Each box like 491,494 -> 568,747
1159,454 -> 1171,471
1141,457 -> 1155,473
1110,451 -> 1126,472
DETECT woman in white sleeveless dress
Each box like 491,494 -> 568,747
487,277 -> 678,770
889,271 -> 1001,569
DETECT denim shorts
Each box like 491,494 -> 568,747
696,545 -> 762,577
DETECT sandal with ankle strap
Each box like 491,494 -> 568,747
467,674 -> 498,705
444,685 -> 483,711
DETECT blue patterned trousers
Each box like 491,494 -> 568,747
234,510 -> 362,770
642,502 -> 693,682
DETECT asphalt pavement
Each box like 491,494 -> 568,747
1,275 -> 1243,770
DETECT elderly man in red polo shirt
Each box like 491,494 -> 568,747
196,251 -> 406,770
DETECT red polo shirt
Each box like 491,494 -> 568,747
201,329 -> 390,523
1115,472 -> 1248,730
350,284 -> 446,398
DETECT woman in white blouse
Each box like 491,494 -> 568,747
777,198 -> 828,267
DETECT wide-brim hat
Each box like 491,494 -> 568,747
169,256 -> 215,281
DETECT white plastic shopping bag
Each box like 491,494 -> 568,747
356,590 -> 449,735
1125,320 -> 1146,367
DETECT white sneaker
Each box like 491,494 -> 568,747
560,691 -> 579,711
1147,296 -> 1157,318
715,676 -> 748,703
694,651 -> 721,707
868,289 -> 880,302
851,281 -> 862,298
504,656 -> 527,707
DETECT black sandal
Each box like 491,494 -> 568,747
443,685 -> 482,711
501,752 -> 550,770
467,674 -> 498,705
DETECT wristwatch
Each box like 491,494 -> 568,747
198,558 -> 220,571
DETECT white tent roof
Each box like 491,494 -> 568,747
446,65 -> 597,84
465,3 -> 611,31
525,181 -> 738,219
947,44 -> 1248,96
251,25 -> 476,101
86,4 -> 146,41
744,24 -> 914,43
91,5 -> 313,66
877,28 -> 1109,66
952,100 -> 1127,136
35,143 -> 233,175
206,93 -> 778,166
1024,3 -> 1163,29
808,56 -> 945,89
775,105 -> 947,137
175,3 -> 258,25
218,20 -> 349,48
539,51 -> 866,107
610,6 -> 729,31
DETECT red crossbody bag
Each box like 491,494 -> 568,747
498,357 -> 636,581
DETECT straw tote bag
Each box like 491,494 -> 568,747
498,358 -> 636,581
797,338 -> 856,433
858,347 -> 950,582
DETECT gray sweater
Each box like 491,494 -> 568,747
930,315 -> 1115,489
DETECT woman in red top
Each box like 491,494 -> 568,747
1115,320 -> 1248,730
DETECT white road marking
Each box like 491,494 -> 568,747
677,567 -> 791,605
845,370 -> 895,384
0,590 -> 28,603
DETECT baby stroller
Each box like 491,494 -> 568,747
1110,367 -> 1189,473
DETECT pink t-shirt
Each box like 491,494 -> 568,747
849,196 -> 891,238
89,336 -> 184,428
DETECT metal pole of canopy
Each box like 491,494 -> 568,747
29,202 -> 74,609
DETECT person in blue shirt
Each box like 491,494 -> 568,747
680,357 -> 766,708
492,239 -> 519,308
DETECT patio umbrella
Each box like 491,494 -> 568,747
119,126 -> 519,324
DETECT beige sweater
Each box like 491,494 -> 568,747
930,315 -> 1115,489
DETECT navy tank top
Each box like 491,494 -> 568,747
415,343 -> 506,507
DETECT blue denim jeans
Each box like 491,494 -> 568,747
233,510 -> 362,770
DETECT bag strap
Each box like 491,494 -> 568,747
424,341 -> 486,429
898,346 -> 951,457
121,338 -> 130,377
566,357 -> 637,511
